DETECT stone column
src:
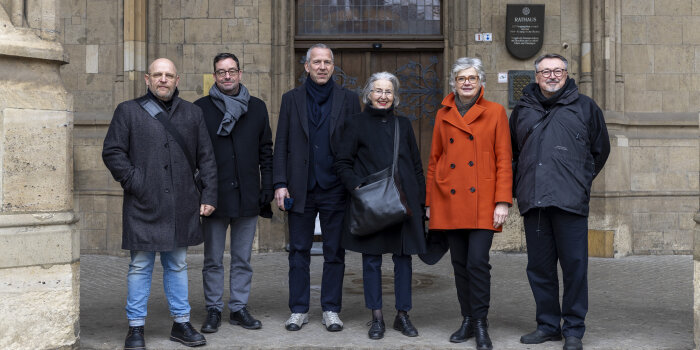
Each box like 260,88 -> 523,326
0,3 -> 78,350
124,0 -> 147,99
694,110 -> 700,349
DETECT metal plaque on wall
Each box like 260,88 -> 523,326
506,4 -> 545,60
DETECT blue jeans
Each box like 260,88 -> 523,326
126,248 -> 191,326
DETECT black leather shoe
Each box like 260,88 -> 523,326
563,336 -> 583,350
124,326 -> 145,350
367,318 -> 386,340
474,318 -> 493,350
200,308 -> 221,333
230,306 -> 262,329
520,329 -> 563,344
170,321 -> 206,347
393,312 -> 418,337
449,316 -> 474,343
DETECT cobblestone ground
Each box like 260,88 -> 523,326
80,252 -> 693,349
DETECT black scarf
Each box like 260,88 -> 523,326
305,76 -> 334,127
534,77 -> 574,108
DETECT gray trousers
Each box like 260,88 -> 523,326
202,215 -> 258,312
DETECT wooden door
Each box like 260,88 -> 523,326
295,50 -> 443,172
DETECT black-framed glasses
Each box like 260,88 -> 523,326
456,75 -> 479,85
536,68 -> 567,78
215,69 -> 240,77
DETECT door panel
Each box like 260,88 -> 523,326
295,49 -> 443,172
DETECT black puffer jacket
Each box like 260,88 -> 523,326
509,79 -> 610,216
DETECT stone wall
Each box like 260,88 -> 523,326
0,2 -> 79,348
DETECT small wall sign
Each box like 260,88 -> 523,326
506,4 -> 545,59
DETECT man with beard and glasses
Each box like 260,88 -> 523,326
194,53 -> 273,333
103,58 -> 217,349
273,43 -> 360,332
510,53 -> 610,350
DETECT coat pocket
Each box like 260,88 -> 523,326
478,151 -> 494,180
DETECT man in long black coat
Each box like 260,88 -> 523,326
102,58 -> 217,349
272,44 -> 360,332
511,54 -> 610,350
194,53 -> 273,333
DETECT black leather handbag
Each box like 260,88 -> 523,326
348,119 -> 411,236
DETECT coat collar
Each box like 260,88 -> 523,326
292,81 -> 345,138
439,88 -> 487,134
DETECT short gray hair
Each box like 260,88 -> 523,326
305,43 -> 334,63
362,72 -> 400,107
449,57 -> 486,93
534,53 -> 568,71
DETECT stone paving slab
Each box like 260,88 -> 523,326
80,252 -> 693,350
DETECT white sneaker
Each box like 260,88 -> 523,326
285,313 -> 308,331
322,311 -> 343,332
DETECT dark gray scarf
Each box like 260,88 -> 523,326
209,83 -> 250,136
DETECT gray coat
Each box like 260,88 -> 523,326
102,92 -> 217,251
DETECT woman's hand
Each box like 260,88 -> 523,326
492,202 -> 509,228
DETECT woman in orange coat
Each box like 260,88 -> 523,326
426,57 -> 512,350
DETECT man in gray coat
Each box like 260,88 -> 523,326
103,58 -> 217,349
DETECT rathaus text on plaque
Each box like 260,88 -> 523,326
506,4 -> 544,59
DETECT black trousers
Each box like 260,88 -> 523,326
524,207 -> 588,339
447,229 -> 494,319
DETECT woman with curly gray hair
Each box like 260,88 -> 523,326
425,57 -> 513,350
334,71 -> 426,341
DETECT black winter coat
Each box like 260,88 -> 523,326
510,79 -> 610,216
272,82 -> 361,213
334,107 -> 427,255
194,95 -> 273,218
102,91 -> 217,251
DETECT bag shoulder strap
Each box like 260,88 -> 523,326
391,117 -> 400,175
519,105 -> 561,150
137,96 -> 198,175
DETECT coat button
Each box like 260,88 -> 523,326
449,138 -> 454,143
164,165 -> 168,170
165,189 -> 170,193
470,187 -> 476,193
164,143 -> 169,148
450,163 -> 455,169
469,135 -> 474,140
450,189 -> 456,194
468,161 -> 474,167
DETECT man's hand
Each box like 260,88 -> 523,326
493,202 -> 509,228
275,188 -> 290,211
200,204 -> 215,216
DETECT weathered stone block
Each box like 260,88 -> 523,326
662,90 -> 690,113
86,0 -> 118,44
622,16 -> 646,44
243,44 -> 272,73
209,0 -> 237,18
223,18 -> 259,44
2,109 -> 72,212
170,19 -> 185,44
647,16 -> 683,44
683,16 -> 700,44
646,73 -> 681,91
633,231 -> 665,252
99,44 -> 118,74
161,0 -> 181,19
561,0 -> 580,44
185,19 -> 222,44
182,0 -> 209,18
655,0 -> 692,16
655,45 -> 693,73
544,15 -> 561,44
624,90 -> 662,112
622,0 -> 654,15
0,262 -> 79,349
621,44 -> 653,73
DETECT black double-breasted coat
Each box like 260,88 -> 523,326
102,91 -> 217,251
334,107 -> 427,255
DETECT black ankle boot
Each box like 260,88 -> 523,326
449,316 -> 473,343
474,318 -> 493,350
125,326 -> 145,350
170,321 -> 206,347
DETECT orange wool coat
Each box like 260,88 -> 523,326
426,89 -> 513,231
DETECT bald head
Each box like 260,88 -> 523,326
145,58 -> 179,101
